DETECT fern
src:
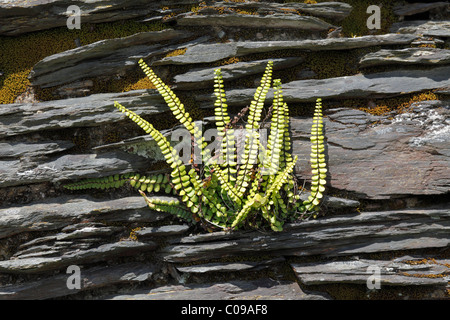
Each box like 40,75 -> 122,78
64,60 -> 329,232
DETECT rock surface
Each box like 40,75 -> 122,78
0,0 -> 449,301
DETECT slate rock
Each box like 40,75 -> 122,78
105,278 -> 328,300
204,66 -> 450,106
0,90 -> 168,138
291,257 -> 450,286
0,240 -> 157,274
135,225 -> 190,238
0,195 -> 172,239
173,57 -> 304,90
160,206 -> 450,263
29,29 -> 193,88
390,20 -> 450,38
291,101 -> 450,199
359,47 -> 450,68
0,151 -> 150,188
0,0 -> 199,36
0,141 -> 74,159
0,262 -> 159,300
393,2 -> 449,17
176,257 -> 285,274
177,13 -> 334,31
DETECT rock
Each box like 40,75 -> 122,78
291,257 -> 450,286
0,240 -> 157,274
105,278 -> 328,300
0,0 -> 199,36
0,151 -> 150,188
234,34 -> 417,56
160,206 -> 450,263
135,225 -> 190,238
29,29 -> 193,88
0,262 -> 159,300
390,20 -> 450,38
0,195 -> 173,239
173,57 -> 304,90
0,90 -> 168,138
291,100 -> 450,199
153,43 -> 238,65
0,141 -> 74,159
359,48 -> 450,68
155,34 -> 416,66
200,66 -> 450,106
53,80 -> 94,99
177,13 -> 335,31
195,1 -> 352,21
176,257 -> 285,274
393,2 -> 449,17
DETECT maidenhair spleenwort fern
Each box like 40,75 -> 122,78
64,60 -> 328,232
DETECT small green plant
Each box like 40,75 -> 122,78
65,60 -> 327,232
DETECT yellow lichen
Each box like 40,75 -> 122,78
165,48 -> 187,58
0,20 -> 167,104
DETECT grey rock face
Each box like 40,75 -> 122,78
105,278 -> 328,300
390,20 -> 450,38
177,13 -> 335,31
173,57 -> 304,90
29,29 -> 193,88
0,90 -> 167,138
359,48 -> 450,68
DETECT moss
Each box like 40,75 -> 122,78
0,20 -> 167,104
164,48 -> 187,58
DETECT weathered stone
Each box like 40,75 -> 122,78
0,90 -> 168,138
0,240 -> 157,274
359,48 -> 450,68
105,278 -> 328,300
292,100 -> 450,199
291,257 -> 450,286
200,66 -> 450,106
29,29 -> 193,88
393,2 -> 449,17
177,13 -> 334,31
0,151 -> 150,188
173,57 -> 304,90
160,206 -> 450,263
135,225 -> 190,238
234,34 -> 417,56
154,34 -> 417,66
0,262 -> 159,300
196,1 -> 352,21
0,195 -> 173,239
0,141 -> 74,159
0,0 -> 201,36
390,20 -> 450,38
176,257 -> 285,274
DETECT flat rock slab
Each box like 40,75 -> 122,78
106,278 -> 327,300
292,100 -> 450,199
393,2 -> 449,17
0,151 -> 150,188
0,195 -> 173,239
0,0 -> 197,36
0,262 -> 159,300
359,47 -> 450,68
155,34 -> 416,65
0,140 -> 74,159
390,20 -> 450,38
0,240 -> 157,274
0,89 -> 168,138
160,206 -> 450,263
173,57 -> 304,90
201,66 -> 450,106
291,257 -> 450,286
176,257 -> 285,274
29,29 -> 193,88
177,13 -> 334,31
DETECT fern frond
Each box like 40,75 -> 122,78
139,191 -> 195,223
64,173 -> 132,190
303,98 -> 327,210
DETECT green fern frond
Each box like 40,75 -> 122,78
63,173 -> 132,190
139,191 -> 195,223
303,98 -> 327,210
